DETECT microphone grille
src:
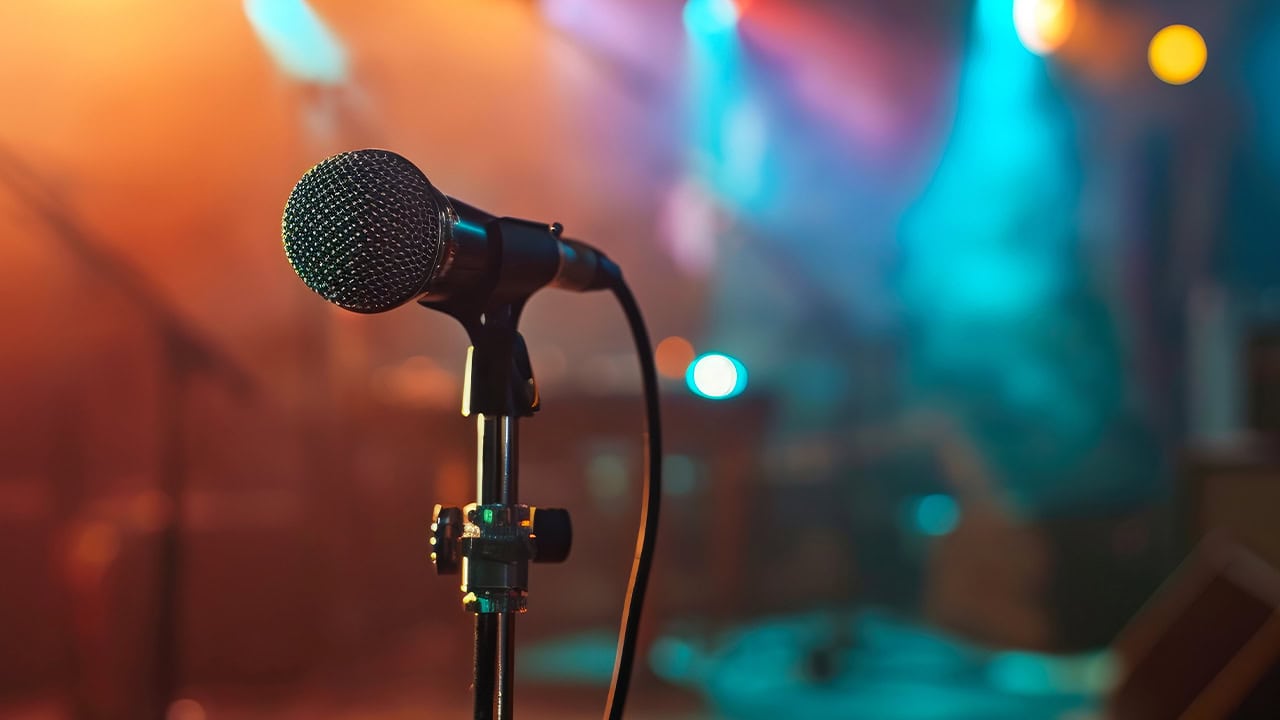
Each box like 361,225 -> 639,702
282,149 -> 447,313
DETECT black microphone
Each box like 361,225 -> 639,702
282,148 -> 618,314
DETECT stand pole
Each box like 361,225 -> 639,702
473,615 -> 497,720
497,613 -> 515,720
473,413 -> 520,720
496,416 -> 518,720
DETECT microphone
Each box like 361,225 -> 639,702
280,149 -> 660,720
282,148 -> 618,313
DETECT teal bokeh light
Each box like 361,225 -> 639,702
988,651 -> 1055,694
686,353 -> 748,399
683,0 -> 740,36
244,0 -> 347,84
913,494 -> 960,536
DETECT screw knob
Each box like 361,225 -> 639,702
430,504 -> 463,575
532,507 -> 572,564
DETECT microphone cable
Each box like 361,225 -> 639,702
602,276 -> 662,720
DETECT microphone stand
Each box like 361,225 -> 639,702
423,224 -> 575,720
465,305 -> 533,720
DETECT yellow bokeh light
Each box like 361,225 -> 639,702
1149,24 -> 1207,85
1014,0 -> 1077,56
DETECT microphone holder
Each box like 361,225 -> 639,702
423,220 -> 575,720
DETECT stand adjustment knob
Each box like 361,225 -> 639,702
531,507 -> 572,564
430,504 -> 463,574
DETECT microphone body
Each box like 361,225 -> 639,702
282,149 -> 618,315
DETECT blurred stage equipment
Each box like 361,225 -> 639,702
1246,327 -> 1280,439
1109,536 -> 1280,718
1180,326 -> 1280,570
0,145 -> 254,720
1132,326 -> 1280,717
281,148 -> 662,720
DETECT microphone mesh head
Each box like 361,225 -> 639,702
282,149 -> 447,313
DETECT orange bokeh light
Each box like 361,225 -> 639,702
167,698 -> 207,720
65,521 -> 121,588
655,336 -> 696,379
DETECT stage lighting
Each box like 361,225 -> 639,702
684,0 -> 739,35
243,0 -> 347,84
1013,0 -> 1076,56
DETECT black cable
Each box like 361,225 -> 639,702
603,277 -> 662,720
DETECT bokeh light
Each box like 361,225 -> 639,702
128,489 -> 172,533
243,0 -> 347,84
1013,0 -> 1077,56
655,336 -> 697,379
988,652 -> 1054,694
683,0 -> 739,35
1149,24 -> 1207,85
65,521 -> 120,588
662,454 -> 699,496
586,451 -> 630,503
686,353 -> 747,399
167,699 -> 207,720
649,635 -> 701,682
912,494 -> 961,536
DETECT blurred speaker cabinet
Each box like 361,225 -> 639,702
1179,326 -> 1280,567
1246,327 -> 1280,435
1109,535 -> 1280,719
923,502 -> 1053,650
1181,439 -> 1280,571
924,506 -> 1169,653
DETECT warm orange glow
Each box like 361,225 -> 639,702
1149,24 -> 1207,85
655,336 -> 696,379
167,698 -> 206,720
128,489 -> 172,532
373,355 -> 460,409
1014,0 -> 1077,55
66,521 -> 120,588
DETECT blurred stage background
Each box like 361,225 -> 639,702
4,0 -> 1280,718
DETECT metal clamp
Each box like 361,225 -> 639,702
431,502 -> 572,614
